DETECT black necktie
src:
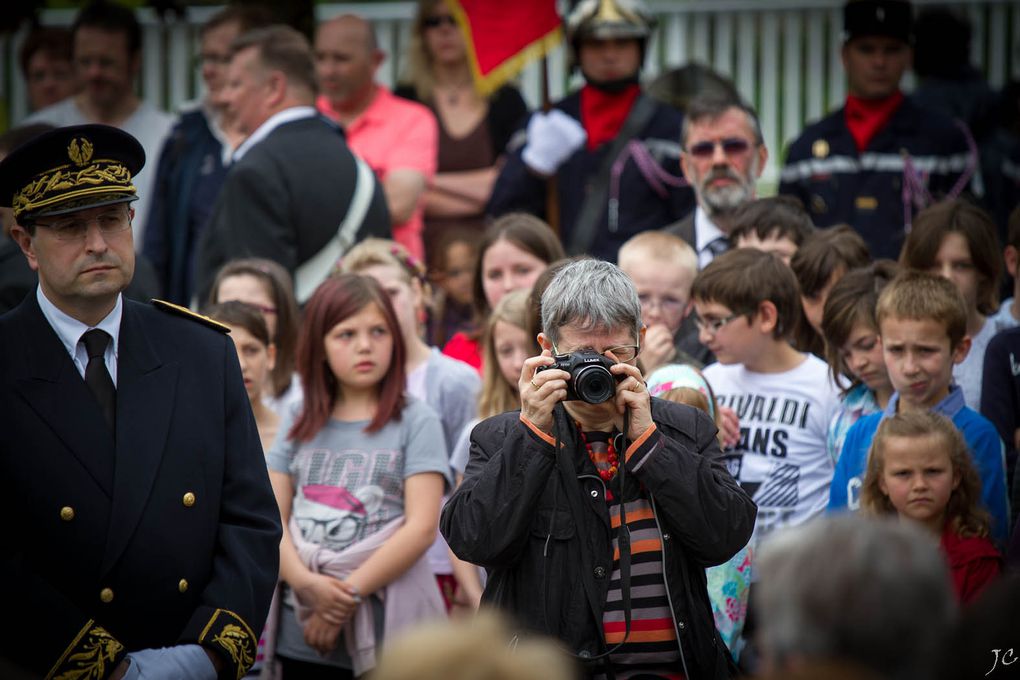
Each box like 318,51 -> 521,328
82,329 -> 116,430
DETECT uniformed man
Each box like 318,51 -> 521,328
487,0 -> 695,262
0,125 -> 281,679
779,0 -> 977,260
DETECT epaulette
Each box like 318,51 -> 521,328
151,299 -> 230,333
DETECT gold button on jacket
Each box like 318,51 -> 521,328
99,588 -> 114,603
178,579 -> 189,593
182,492 -> 196,507
59,507 -> 74,521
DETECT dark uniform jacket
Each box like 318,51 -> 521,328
779,96 -> 974,260
194,114 -> 391,302
0,295 -> 282,680
441,400 -> 755,679
488,92 -> 695,262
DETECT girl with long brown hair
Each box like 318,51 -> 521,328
266,274 -> 449,678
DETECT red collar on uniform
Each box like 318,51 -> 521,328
844,91 -> 904,152
580,83 -> 641,151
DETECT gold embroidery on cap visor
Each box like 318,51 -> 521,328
12,138 -> 135,220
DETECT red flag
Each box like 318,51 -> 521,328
449,1 -> 562,97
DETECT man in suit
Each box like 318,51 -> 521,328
665,95 -> 768,269
195,24 -> 390,305
0,125 -> 281,679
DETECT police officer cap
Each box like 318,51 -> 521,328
844,0 -> 913,43
0,124 -> 144,223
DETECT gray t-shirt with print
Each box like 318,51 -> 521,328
267,397 -> 449,667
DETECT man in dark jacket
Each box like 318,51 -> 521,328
487,0 -> 694,262
0,124 -> 280,680
194,25 -> 390,305
143,6 -> 272,305
441,259 -> 755,679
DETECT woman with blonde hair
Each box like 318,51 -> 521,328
396,0 -> 528,253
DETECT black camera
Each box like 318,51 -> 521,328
536,350 -> 620,404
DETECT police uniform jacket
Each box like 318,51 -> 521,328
0,294 -> 282,680
779,95 -> 974,260
487,92 -> 695,262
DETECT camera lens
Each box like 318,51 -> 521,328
573,365 -> 615,404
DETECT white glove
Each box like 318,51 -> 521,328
521,109 -> 588,176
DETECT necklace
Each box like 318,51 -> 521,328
441,83 -> 471,107
579,426 -> 618,482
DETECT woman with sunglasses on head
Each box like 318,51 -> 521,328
396,0 -> 527,260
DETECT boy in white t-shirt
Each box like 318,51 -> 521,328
692,248 -> 841,551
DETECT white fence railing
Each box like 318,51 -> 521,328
4,0 -> 1019,188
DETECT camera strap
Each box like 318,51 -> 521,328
546,406 -> 634,667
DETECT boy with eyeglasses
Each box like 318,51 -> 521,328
618,230 -> 710,371
693,248 -> 841,553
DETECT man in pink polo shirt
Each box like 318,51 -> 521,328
316,15 -> 438,260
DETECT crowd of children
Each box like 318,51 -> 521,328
195,193 -> 1020,678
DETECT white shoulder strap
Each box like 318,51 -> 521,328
294,155 -> 376,304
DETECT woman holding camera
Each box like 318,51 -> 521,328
441,260 -> 755,680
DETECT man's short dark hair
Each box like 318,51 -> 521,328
200,5 -> 276,39
681,94 -> 763,148
19,27 -> 72,77
231,25 -> 317,95
72,1 -> 142,55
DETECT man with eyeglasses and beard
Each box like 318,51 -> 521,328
0,124 -> 280,680
665,95 -> 769,270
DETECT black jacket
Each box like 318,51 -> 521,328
441,400 -> 755,679
487,91 -> 695,262
194,114 -> 391,302
0,295 -> 282,680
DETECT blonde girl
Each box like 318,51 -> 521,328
861,410 -> 1002,603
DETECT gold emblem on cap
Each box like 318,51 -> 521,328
812,139 -> 829,158
68,137 -> 94,167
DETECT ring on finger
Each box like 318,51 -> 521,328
530,379 -> 539,389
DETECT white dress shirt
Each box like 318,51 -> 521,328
36,286 -> 122,385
